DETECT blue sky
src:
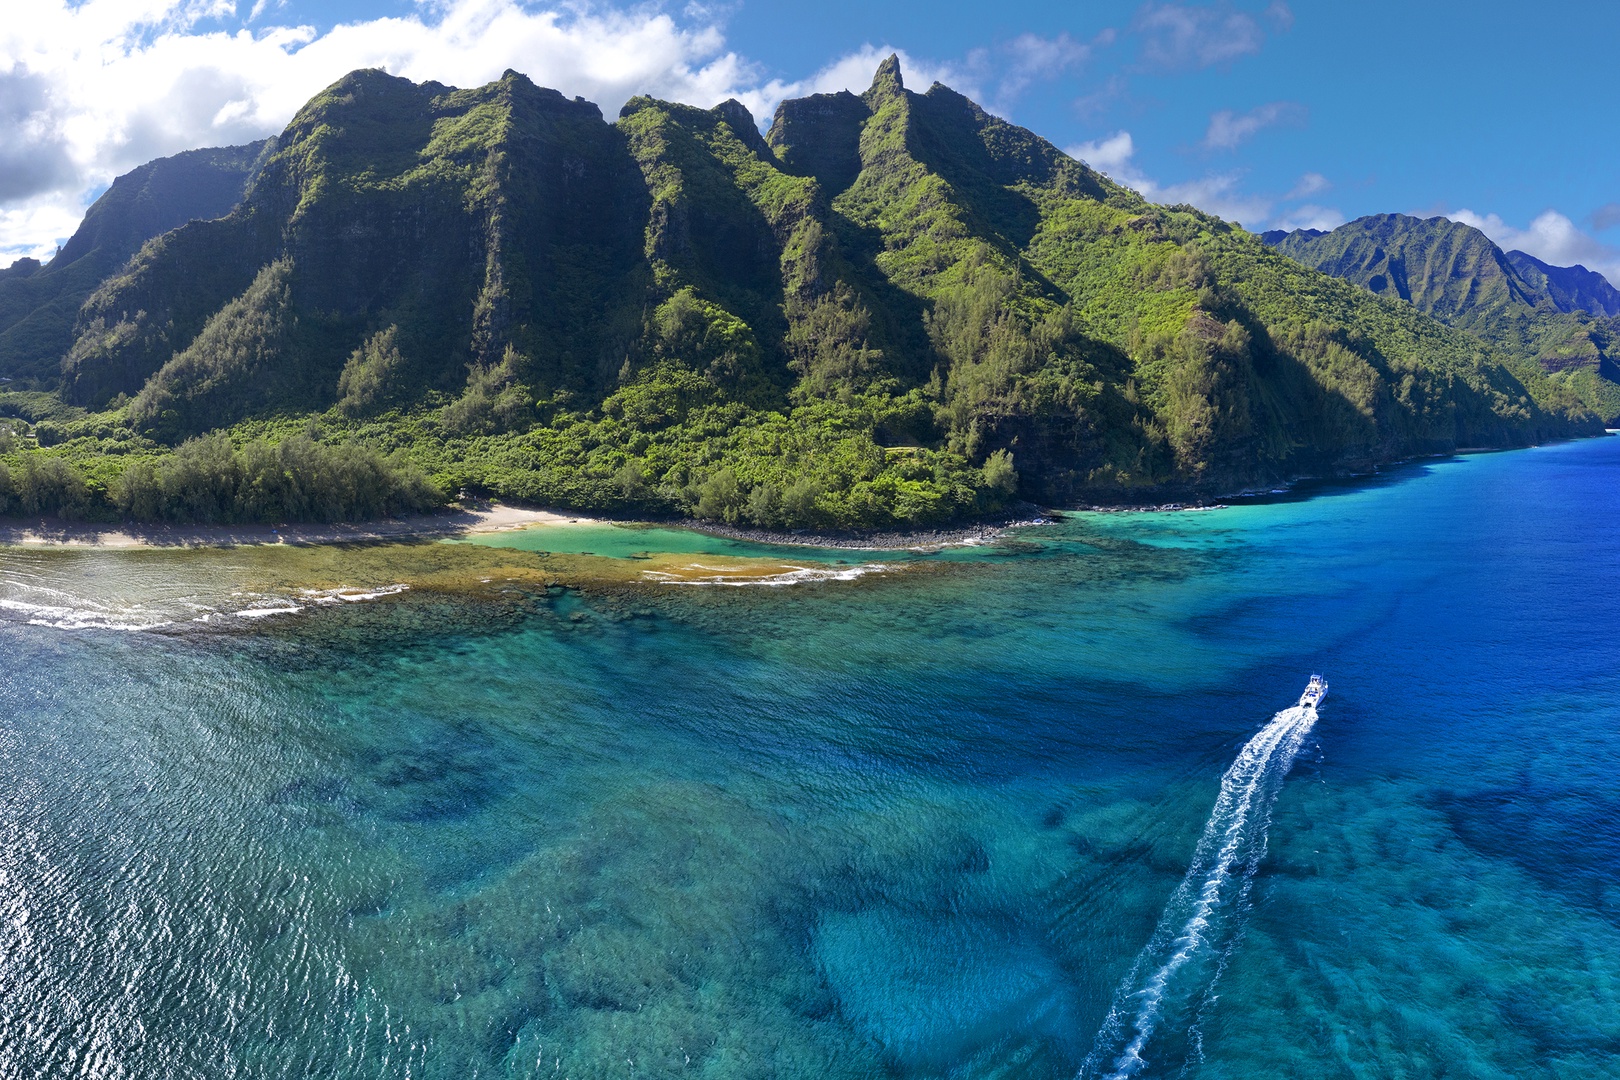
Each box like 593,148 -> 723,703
3,1 -> 1617,280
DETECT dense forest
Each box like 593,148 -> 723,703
0,58 -> 1604,528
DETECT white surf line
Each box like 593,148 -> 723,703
0,595 -> 175,631
1082,703 -> 1319,1079
299,584 -> 411,603
642,563 -> 892,586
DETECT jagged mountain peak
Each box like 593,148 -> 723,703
713,98 -> 756,128
710,97 -> 772,157
864,53 -> 905,106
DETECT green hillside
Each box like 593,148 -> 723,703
1265,214 -> 1620,422
0,60 -> 1602,527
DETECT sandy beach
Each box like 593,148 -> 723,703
0,500 -> 1049,554
0,502 -> 604,549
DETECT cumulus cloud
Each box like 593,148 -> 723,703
0,192 -> 93,265
1133,2 -> 1269,70
5,0 -> 942,266
0,1 -> 988,265
1070,131 -> 1142,179
1067,128 -> 1271,227
1202,100 -> 1305,150
1450,208 -> 1620,285
0,67 -> 79,203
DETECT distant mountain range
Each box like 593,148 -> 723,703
1263,214 -> 1620,421
0,60 -> 1606,527
0,142 -> 271,386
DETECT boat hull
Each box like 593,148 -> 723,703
1298,675 -> 1329,709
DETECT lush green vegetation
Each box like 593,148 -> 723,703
0,61 -> 1604,529
1266,214 -> 1620,422
0,417 -> 439,523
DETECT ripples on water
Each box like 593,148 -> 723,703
2,440 -> 1619,1078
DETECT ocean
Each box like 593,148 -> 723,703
2,436 -> 1617,1078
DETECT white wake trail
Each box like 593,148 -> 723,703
1081,704 -> 1319,1079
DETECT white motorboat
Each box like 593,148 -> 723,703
1298,674 -> 1328,709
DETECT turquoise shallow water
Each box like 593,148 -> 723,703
2,438 -> 1618,1078
456,519 -> 909,561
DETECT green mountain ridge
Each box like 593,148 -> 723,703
0,60 -> 1603,527
1263,214 -> 1620,422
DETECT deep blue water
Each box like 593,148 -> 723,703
2,437 -> 1618,1078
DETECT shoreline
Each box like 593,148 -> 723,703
673,511 -> 1044,551
0,502 -> 607,550
8,438 -> 1606,553
0,501 -> 1029,554
1069,440 -> 1609,513
0,486 -> 1065,552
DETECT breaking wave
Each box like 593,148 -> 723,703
0,577 -> 412,631
298,584 -> 412,603
0,596 -> 176,632
230,584 -> 411,620
643,563 -> 892,587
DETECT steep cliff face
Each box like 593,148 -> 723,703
1267,214 -> 1620,421
0,140 -> 268,387
21,59 -> 1602,518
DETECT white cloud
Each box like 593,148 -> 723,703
1285,171 -> 1330,199
1070,130 -> 1140,179
1264,1 -> 1294,31
1133,2 -> 1268,70
980,30 -> 1110,110
6,0 -> 925,266
0,192 -> 93,265
1068,129 -> 1349,234
1269,204 -> 1343,233
1202,100 -> 1305,150
1067,128 -> 1271,227
1588,202 -> 1620,233
1152,173 -> 1272,228
1451,208 -> 1620,286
